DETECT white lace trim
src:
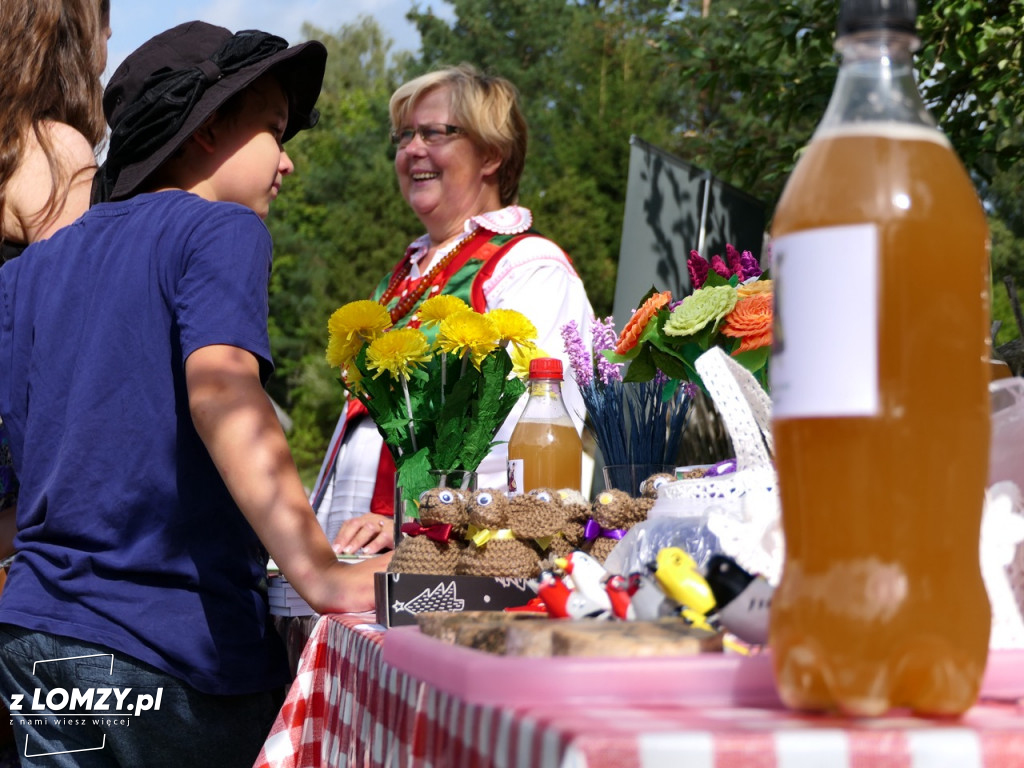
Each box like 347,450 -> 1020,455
468,205 -> 532,235
407,206 -> 534,272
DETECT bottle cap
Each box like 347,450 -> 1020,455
837,0 -> 917,37
529,357 -> 563,380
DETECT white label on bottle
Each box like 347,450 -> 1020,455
771,224 -> 879,419
507,459 -> 525,497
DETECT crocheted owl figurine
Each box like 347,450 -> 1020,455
639,472 -> 678,499
387,486 -> 470,575
457,488 -> 568,578
549,488 -> 591,559
584,488 -> 655,564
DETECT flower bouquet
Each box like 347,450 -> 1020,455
326,295 -> 537,517
608,245 -> 772,393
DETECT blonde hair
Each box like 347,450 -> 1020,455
0,0 -> 108,236
390,64 -> 527,206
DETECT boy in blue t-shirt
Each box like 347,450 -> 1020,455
0,21 -> 390,766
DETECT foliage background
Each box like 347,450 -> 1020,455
265,0 -> 1024,481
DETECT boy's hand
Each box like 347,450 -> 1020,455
315,552 -> 393,614
333,513 -> 394,555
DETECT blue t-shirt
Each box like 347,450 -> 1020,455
0,190 -> 289,695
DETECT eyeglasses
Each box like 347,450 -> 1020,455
390,123 -> 465,149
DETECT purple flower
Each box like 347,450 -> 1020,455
687,250 -> 709,290
591,316 -> 618,354
560,321 -> 592,387
739,249 -> 762,281
592,317 -> 623,385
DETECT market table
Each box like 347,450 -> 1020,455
255,613 -> 1024,768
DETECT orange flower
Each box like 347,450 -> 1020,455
615,290 -> 671,354
722,293 -> 773,354
736,278 -> 773,298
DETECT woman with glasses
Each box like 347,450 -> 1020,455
315,63 -> 595,556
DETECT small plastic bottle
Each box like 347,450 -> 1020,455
507,358 -> 582,494
769,0 -> 991,716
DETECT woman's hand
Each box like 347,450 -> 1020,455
333,512 -> 394,555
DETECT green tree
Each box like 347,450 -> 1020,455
266,17 -> 419,478
666,0 -> 1024,214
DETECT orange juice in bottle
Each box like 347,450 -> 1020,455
507,358 -> 583,493
769,0 -> 990,716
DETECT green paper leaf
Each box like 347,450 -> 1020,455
603,346 -> 640,364
623,344 -> 657,382
649,346 -> 691,380
702,270 -> 732,288
459,353 -> 523,470
395,448 -> 433,519
731,345 -> 771,376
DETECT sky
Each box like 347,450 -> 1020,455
107,0 -> 454,79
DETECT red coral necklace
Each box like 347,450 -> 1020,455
379,233 -> 476,323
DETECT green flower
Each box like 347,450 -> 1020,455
664,285 -> 738,337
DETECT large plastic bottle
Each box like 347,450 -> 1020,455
507,358 -> 583,494
768,0 -> 991,716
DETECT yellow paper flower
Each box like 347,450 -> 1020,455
664,285 -> 738,338
737,279 -> 773,298
325,332 -> 364,369
510,343 -> 548,382
436,310 -> 499,367
343,361 -> 365,393
487,308 -> 537,350
365,328 -> 433,379
418,295 -> 470,327
326,300 -> 392,367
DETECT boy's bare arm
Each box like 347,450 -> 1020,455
185,344 -> 391,613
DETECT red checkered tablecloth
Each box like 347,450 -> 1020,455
256,615 -> 1024,768
255,613 -> 575,767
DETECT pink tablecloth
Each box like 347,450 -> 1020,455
256,614 -> 1024,768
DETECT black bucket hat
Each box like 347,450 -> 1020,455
93,21 -> 327,202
